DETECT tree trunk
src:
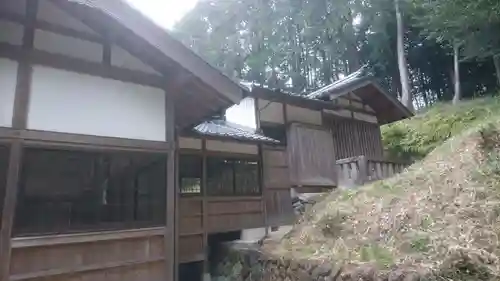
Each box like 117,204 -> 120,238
493,54 -> 500,86
452,43 -> 461,104
395,0 -> 413,111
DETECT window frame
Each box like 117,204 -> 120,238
12,145 -> 169,237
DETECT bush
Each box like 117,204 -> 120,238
382,97 -> 500,161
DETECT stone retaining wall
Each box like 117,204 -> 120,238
211,242 -> 340,281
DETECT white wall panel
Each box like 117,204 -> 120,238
0,21 -> 24,45
111,46 -> 159,74
226,97 -> 256,129
37,0 -> 96,33
206,140 -> 258,154
28,66 -> 166,141
0,59 -> 18,128
34,30 -> 102,62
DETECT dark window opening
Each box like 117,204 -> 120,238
207,157 -> 260,196
14,147 -> 167,236
179,261 -> 203,281
0,144 -> 9,226
261,124 -> 286,144
179,154 -> 202,195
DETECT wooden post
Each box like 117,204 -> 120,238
0,142 -> 23,281
201,139 -> 210,281
165,93 -> 177,281
356,155 -> 368,186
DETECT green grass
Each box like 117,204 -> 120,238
382,97 -> 500,161
269,101 -> 500,280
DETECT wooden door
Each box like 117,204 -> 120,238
287,123 -> 337,187
262,146 -> 294,227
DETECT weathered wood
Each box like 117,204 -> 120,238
9,231 -> 165,281
0,42 -> 166,88
287,123 -> 337,187
164,93 -> 176,281
0,142 -> 22,281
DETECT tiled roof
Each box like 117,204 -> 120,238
307,66 -> 372,99
194,120 -> 279,143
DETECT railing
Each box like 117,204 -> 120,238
336,156 -> 410,188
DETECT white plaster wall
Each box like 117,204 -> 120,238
226,97 -> 257,129
111,46 -> 159,74
0,0 -> 26,16
36,0 -> 96,34
0,59 -> 18,128
34,30 -> 102,62
0,21 -> 24,45
28,66 -> 166,141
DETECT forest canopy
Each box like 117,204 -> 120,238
173,0 -> 500,109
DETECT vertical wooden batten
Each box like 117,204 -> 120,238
0,142 -> 23,281
165,92 -> 177,281
201,139 -> 209,280
11,0 -> 37,130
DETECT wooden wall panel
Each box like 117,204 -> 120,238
179,198 -> 202,217
206,198 -> 265,232
36,0 -> 97,34
265,189 -> 294,226
287,123 -> 337,187
178,137 -> 202,150
207,199 -> 262,215
205,140 -> 258,154
111,46 -> 159,75
258,99 -> 284,124
327,117 -> 384,160
178,234 -> 204,263
34,30 -> 103,62
207,213 -> 264,233
9,229 -> 166,281
286,105 -> 322,125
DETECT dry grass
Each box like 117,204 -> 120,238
268,119 -> 500,280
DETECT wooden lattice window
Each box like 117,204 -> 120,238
179,154 -> 202,195
14,147 -> 167,236
207,157 -> 260,196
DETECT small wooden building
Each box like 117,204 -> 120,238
0,1 -> 413,281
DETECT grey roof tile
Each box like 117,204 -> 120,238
194,120 -> 279,143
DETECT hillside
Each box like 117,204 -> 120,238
382,97 -> 500,161
266,99 -> 500,280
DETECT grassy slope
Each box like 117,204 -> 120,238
382,97 -> 500,162
270,98 -> 500,280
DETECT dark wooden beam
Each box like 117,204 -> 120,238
0,141 -> 23,281
250,87 -> 376,116
164,92 -> 177,281
0,12 -> 105,44
11,0 -> 36,130
20,130 -> 171,152
0,43 -> 166,88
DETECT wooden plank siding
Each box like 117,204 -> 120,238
326,116 -> 384,160
9,228 -> 165,281
262,147 -> 294,227
287,123 -> 337,187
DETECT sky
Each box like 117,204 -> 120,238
126,0 -> 199,29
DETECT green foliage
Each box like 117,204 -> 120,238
359,244 -> 394,268
382,97 -> 500,161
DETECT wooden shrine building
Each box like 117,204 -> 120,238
0,1 -> 413,281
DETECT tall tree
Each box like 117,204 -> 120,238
394,0 -> 413,110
